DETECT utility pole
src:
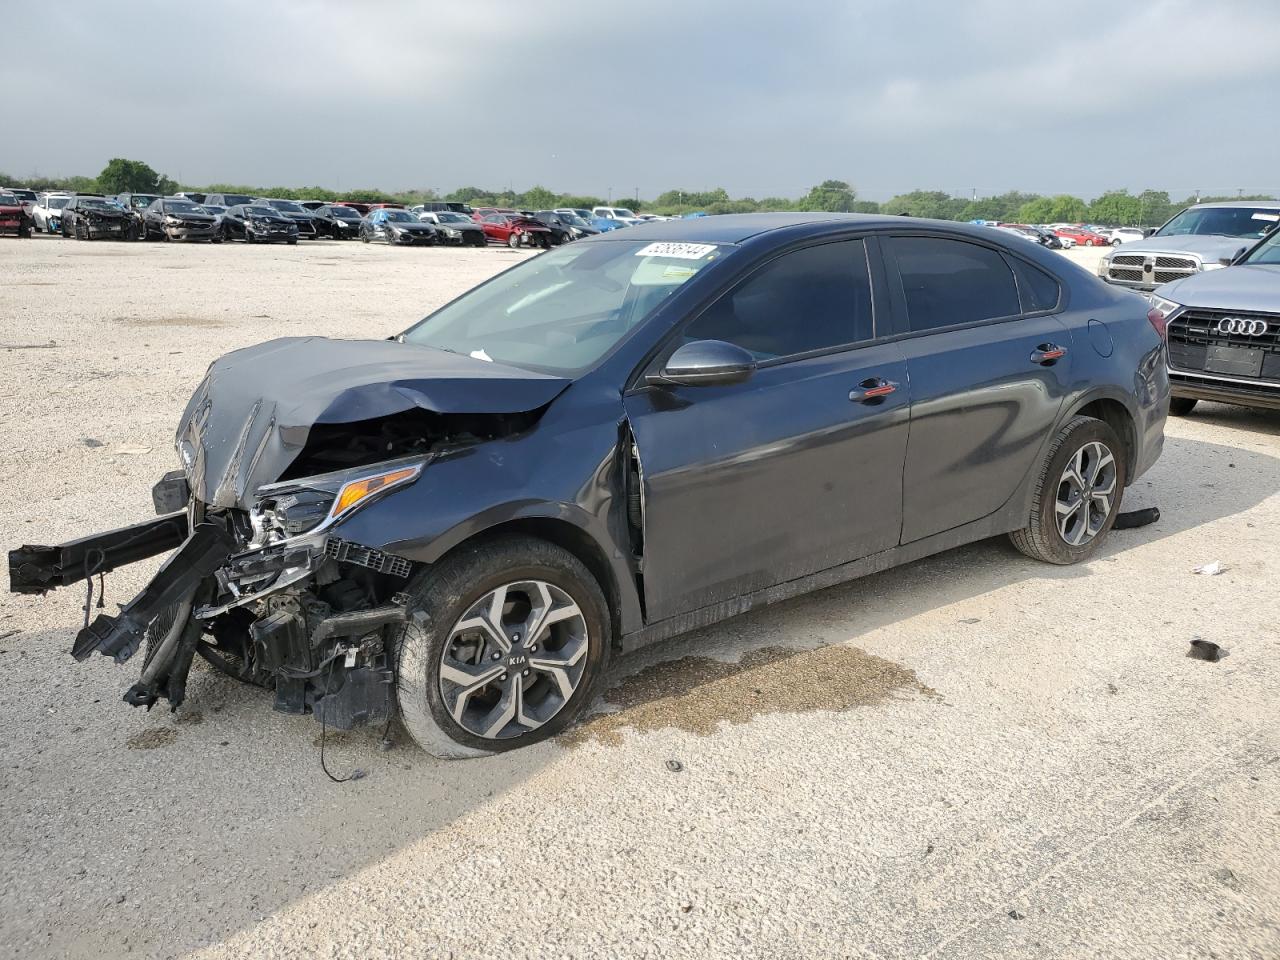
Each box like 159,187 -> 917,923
608,186 -> 612,202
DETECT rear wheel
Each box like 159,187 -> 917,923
1168,397 -> 1198,417
1010,416 -> 1126,565
396,536 -> 609,759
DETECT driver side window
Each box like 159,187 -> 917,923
683,239 -> 874,362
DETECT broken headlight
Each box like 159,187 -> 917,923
250,459 -> 426,547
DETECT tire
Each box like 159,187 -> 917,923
1084,238 -> 1094,246
287,238 -> 297,245
360,229 -> 369,243
1009,415 -> 1126,565
1168,397 -> 1198,417
396,535 -> 610,759
508,233 -> 521,249
76,219 -> 89,241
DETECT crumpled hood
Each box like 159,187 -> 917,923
176,336 -> 570,509
1157,263 -> 1280,311
1118,234 -> 1255,262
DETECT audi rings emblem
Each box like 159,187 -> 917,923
1215,317 -> 1269,337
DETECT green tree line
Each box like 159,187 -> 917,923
3,160 -> 1274,227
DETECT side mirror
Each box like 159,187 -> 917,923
1144,227 -> 1157,237
1218,256 -> 1235,267
648,340 -> 757,388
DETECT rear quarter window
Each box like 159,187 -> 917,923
1010,258 -> 1061,312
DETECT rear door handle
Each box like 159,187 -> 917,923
849,377 -> 898,403
1031,343 -> 1067,365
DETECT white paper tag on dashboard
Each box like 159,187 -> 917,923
634,242 -> 718,260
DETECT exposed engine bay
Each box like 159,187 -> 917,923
8,335 -> 570,730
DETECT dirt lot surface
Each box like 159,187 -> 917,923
1,236 -> 1277,960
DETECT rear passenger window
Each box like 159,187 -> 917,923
889,236 -> 1021,332
1010,258 -> 1061,312
683,240 -> 874,361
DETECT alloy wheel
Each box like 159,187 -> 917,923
1055,440 -> 1116,546
438,580 -> 589,740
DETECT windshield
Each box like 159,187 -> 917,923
79,198 -> 112,210
9,189 -> 36,201
267,200 -> 306,214
1241,230 -> 1280,266
47,197 -> 71,209
201,205 -> 225,214
0,193 -> 17,206
245,206 -> 277,217
558,214 -> 589,228
384,210 -> 416,222
402,239 -> 726,375
1156,206 -> 1280,240
329,206 -> 361,219
436,212 -> 470,223
165,201 -> 203,215
127,195 -> 159,208
221,194 -> 253,206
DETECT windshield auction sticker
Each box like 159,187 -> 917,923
635,242 -> 718,260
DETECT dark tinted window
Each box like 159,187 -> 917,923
684,240 -> 874,361
1010,258 -> 1061,312
889,236 -> 1020,331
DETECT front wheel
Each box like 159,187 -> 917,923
1010,416 -> 1126,565
508,233 -> 521,249
396,536 -> 609,759
1168,397 -> 1198,417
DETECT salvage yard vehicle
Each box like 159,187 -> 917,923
3,186 -> 38,216
9,214 -> 1168,758
254,198 -> 321,239
204,192 -> 254,208
417,210 -> 486,246
140,197 -> 220,242
1054,225 -> 1109,247
219,203 -> 299,244
311,203 -> 364,239
592,205 -> 645,227
360,207 -> 439,245
31,193 -> 71,233
1150,224 -> 1280,414
1098,201 -> 1280,294
478,211 -> 552,248
0,191 -> 32,237
60,194 -> 139,240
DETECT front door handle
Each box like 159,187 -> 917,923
849,377 -> 898,403
1031,343 -> 1067,365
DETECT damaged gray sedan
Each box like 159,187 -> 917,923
10,214 -> 1167,757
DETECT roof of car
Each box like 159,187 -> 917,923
587,212 -> 934,244
1188,200 -> 1280,209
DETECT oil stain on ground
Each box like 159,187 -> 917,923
126,727 -> 178,750
568,644 -> 939,747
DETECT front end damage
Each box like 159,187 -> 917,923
10,335 -> 570,731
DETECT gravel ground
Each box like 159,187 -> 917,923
0,236 -> 1277,960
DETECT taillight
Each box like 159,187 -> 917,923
1146,306 -> 1167,338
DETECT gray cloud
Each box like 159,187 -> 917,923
3,0 -> 1277,200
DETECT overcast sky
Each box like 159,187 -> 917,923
4,0 -> 1278,201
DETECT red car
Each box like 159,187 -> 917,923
0,191 -> 32,237
1054,226 -> 1109,247
476,211 -> 553,248
470,206 -> 517,222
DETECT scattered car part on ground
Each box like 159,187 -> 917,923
219,204 -> 300,244
1098,201 -> 1280,293
140,197 -> 220,242
360,207 -> 439,245
1148,226 -> 1280,413
8,213 -> 1168,759
1113,506 -> 1160,529
1188,638 -> 1226,661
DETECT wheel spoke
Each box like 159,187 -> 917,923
450,584 -> 511,654
439,661 -> 505,723
528,639 -> 588,699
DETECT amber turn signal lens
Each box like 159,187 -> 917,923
331,467 -> 418,518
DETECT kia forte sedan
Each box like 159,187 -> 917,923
10,214 -> 1168,758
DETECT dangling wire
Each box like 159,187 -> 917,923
318,648 -> 364,784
